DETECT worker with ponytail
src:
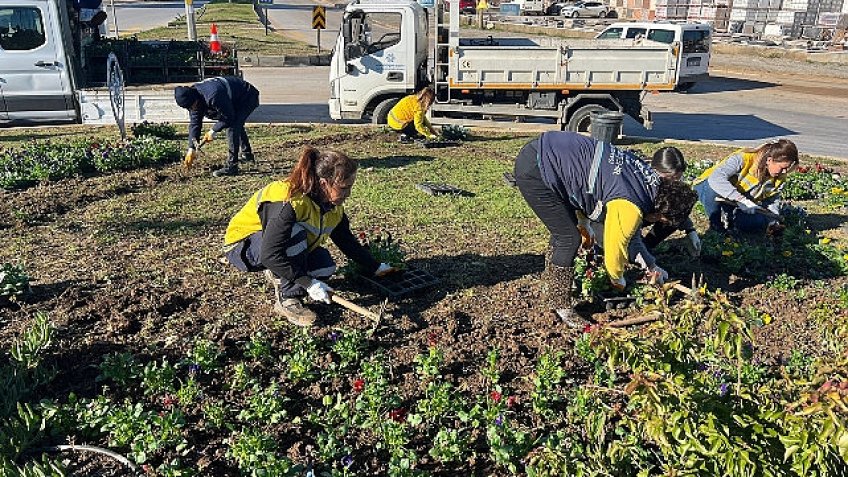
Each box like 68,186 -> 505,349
694,139 -> 799,234
387,87 -> 439,143
222,146 -> 395,326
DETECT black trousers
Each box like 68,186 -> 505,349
514,140 -> 580,268
226,87 -> 260,166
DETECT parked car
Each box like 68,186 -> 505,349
559,1 -> 611,17
545,1 -> 573,15
446,0 -> 477,13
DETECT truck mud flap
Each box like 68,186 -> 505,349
640,106 -> 653,130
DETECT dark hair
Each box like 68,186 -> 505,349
751,139 -> 799,180
288,146 -> 358,197
651,147 -> 686,176
654,178 -> 697,228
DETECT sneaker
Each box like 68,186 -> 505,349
239,152 -> 256,162
212,164 -> 239,177
275,297 -> 317,326
398,134 -> 414,144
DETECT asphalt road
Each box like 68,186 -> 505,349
242,65 -> 848,159
110,0 -> 209,35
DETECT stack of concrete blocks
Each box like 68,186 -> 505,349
655,0 -> 690,20
688,3 -> 731,30
623,0 -> 658,20
776,0 -> 845,38
729,0 -> 781,34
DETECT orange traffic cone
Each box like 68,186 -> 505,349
209,23 -> 222,54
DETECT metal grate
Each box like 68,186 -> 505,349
361,268 -> 440,299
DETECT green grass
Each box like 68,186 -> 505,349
129,4 -> 313,56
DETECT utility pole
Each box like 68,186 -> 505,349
185,0 -> 197,41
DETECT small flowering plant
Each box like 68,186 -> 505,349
341,227 -> 406,278
0,263 -> 30,299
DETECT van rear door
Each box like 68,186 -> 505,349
0,0 -> 75,121
679,27 -> 710,81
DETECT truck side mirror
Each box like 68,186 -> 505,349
345,43 -> 362,61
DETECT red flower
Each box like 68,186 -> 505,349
388,407 -> 407,422
586,269 -> 594,279
357,231 -> 367,240
142,464 -> 152,474
506,395 -> 518,408
427,331 -> 439,347
162,395 -> 175,408
490,390 -> 502,403
583,324 -> 593,334
352,379 -> 365,393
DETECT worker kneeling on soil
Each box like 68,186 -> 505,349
222,147 -> 395,326
514,131 -> 697,326
174,76 -> 260,178
693,139 -> 799,235
387,87 -> 439,143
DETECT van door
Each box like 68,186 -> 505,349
0,0 -> 75,121
679,28 -> 711,81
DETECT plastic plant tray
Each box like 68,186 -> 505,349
415,182 -> 472,197
360,268 -> 440,299
595,291 -> 637,310
420,140 -> 461,149
503,172 -> 516,187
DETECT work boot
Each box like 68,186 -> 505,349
239,151 -> 256,163
212,164 -> 239,177
398,134 -> 414,144
275,297 -> 317,327
545,264 -> 585,329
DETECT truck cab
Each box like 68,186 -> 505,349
329,0 -> 429,122
0,0 -> 77,121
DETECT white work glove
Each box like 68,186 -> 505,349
685,230 -> 701,257
647,265 -> 668,284
306,279 -> 333,304
610,276 -> 626,291
576,213 -> 596,249
736,198 -> 760,215
374,263 -> 397,277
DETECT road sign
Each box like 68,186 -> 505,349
312,6 -> 326,29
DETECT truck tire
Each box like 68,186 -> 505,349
566,104 -> 610,133
371,97 -> 400,125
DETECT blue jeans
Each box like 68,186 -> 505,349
694,181 -> 770,233
225,231 -> 336,297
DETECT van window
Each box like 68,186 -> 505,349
682,30 -> 710,53
598,27 -> 623,39
625,28 -> 647,39
0,7 -> 46,51
647,29 -> 676,44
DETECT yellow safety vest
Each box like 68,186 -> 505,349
694,150 -> 785,201
224,180 -> 344,250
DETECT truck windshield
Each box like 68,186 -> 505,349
362,13 -> 402,55
682,30 -> 710,53
0,7 -> 46,51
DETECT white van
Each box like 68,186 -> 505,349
596,22 -> 711,90
513,0 -> 545,15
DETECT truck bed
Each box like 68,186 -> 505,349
449,38 -> 678,90
78,83 -> 189,125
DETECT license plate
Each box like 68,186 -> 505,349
687,57 -> 701,67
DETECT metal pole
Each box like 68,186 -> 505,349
317,29 -> 321,53
265,6 -> 269,35
109,0 -> 119,37
186,0 -> 197,41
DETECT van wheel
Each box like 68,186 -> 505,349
371,97 -> 400,125
566,104 -> 610,133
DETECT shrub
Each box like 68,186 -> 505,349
131,121 -> 177,140
0,264 -> 29,299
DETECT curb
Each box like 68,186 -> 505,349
240,54 -> 331,67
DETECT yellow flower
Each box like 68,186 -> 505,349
843,254 -> 848,261
832,187 -> 844,195
805,229 -> 811,234
762,313 -> 773,325
783,250 -> 793,257
722,250 -> 734,256
724,237 -> 732,244
732,242 -> 740,248
820,237 -> 832,245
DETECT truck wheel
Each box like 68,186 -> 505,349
371,97 -> 400,125
566,104 -> 609,133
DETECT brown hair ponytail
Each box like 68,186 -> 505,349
287,146 -> 358,196
752,139 -> 798,180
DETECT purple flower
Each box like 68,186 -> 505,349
341,455 -> 353,468
188,363 -> 201,375
719,383 -> 730,396
713,369 -> 723,379
328,331 -> 340,342
494,414 -> 503,426
696,362 -> 708,372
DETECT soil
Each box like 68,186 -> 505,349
1,128 -> 846,474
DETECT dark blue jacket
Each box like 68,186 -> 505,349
188,76 -> 257,144
537,132 -> 661,221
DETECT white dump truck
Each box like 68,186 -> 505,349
0,0 -> 237,124
329,0 -> 683,131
